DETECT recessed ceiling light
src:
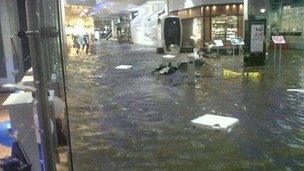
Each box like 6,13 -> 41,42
260,8 -> 266,13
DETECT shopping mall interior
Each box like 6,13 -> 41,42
1,0 -> 304,170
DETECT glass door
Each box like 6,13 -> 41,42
23,0 -> 72,170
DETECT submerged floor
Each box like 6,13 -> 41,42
67,41 -> 304,170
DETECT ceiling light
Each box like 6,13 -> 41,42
260,8 -> 266,13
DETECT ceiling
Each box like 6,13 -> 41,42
94,0 -> 165,19
66,0 -> 166,19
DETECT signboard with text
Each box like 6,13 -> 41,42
230,37 -> 245,46
250,24 -> 265,53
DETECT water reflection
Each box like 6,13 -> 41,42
67,41 -> 304,170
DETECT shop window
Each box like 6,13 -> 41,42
211,15 -> 238,41
0,20 -> 6,78
269,3 -> 304,49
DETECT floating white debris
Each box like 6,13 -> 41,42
159,67 -> 169,75
287,89 -> 304,93
115,65 -> 132,70
191,114 -> 239,132
162,55 -> 176,59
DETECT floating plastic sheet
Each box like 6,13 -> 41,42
115,65 -> 133,70
162,55 -> 176,59
287,89 -> 304,93
223,70 -> 262,82
191,114 -> 239,132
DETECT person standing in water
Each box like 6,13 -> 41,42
83,32 -> 90,54
72,34 -> 80,54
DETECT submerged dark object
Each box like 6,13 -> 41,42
152,62 -> 177,75
195,59 -> 205,67
178,59 -> 205,70
153,59 -> 204,75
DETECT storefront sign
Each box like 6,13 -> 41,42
250,24 -> 264,53
272,36 -> 286,44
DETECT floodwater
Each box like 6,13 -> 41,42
67,41 -> 304,170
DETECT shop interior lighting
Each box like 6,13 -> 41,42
260,8 -> 266,14
212,6 -> 216,10
226,5 -> 230,10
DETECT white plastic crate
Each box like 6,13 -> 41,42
191,114 -> 239,132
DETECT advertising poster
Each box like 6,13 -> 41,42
250,24 -> 264,53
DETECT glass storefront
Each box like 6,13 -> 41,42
269,1 -> 304,49
172,3 -> 244,48
2,0 -> 304,170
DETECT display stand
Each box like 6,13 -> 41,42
272,36 -> 286,67
187,56 -> 195,84
233,45 -> 236,58
230,37 -> 245,69
214,40 -> 224,57
230,37 -> 245,59
2,92 -> 40,171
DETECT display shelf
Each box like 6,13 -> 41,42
212,16 -> 238,41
